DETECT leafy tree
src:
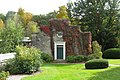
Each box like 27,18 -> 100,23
18,8 -> 33,36
26,21 -> 38,37
18,8 -> 33,25
67,2 -> 75,25
0,14 -> 24,53
56,5 -> 69,19
0,19 -> 4,29
67,0 -> 120,50
32,11 -> 57,26
0,13 -> 5,22
5,11 -> 16,20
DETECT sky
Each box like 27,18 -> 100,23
0,0 -> 76,15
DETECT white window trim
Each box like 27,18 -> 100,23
54,42 -> 65,60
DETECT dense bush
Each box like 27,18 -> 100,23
4,46 -> 42,74
41,52 -> 53,63
92,41 -> 102,59
0,71 -> 9,80
66,55 -> 76,63
102,48 -> 120,59
87,54 -> 96,60
85,59 -> 109,69
0,16 -> 24,53
66,55 -> 88,63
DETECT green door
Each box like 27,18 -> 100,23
57,45 -> 63,59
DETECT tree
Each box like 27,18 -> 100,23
56,5 -> 69,19
6,11 -> 16,20
18,8 -> 33,36
18,8 -> 33,25
26,21 -> 38,37
0,19 -> 4,29
0,14 -> 24,53
67,0 -> 120,50
32,11 -> 57,26
0,13 -> 5,22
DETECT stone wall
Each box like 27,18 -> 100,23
32,31 -> 51,55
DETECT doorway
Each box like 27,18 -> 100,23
54,42 -> 65,60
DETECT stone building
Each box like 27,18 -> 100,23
32,19 -> 92,60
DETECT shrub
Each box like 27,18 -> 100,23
102,48 -> 120,59
41,52 -> 53,63
85,59 -> 109,69
92,41 -> 102,59
4,46 -> 42,74
0,71 -> 9,80
66,55 -> 88,63
66,55 -> 76,63
87,54 -> 96,60
75,55 -> 85,62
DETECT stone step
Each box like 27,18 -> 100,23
53,60 -> 67,63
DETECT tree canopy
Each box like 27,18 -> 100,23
67,0 -> 120,50
56,5 -> 69,19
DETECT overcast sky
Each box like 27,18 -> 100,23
0,0 -> 76,15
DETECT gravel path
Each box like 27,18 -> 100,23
7,75 -> 29,80
7,71 -> 41,80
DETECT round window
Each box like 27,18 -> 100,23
57,32 -> 63,38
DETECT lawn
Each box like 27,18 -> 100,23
22,59 -> 120,80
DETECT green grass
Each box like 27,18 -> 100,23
108,59 -> 120,65
22,59 -> 120,80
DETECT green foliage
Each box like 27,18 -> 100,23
26,21 -> 39,37
41,52 -> 53,63
87,54 -> 96,60
116,37 -> 120,48
66,55 -> 88,63
0,19 -> 4,29
17,8 -> 33,26
85,59 -> 109,69
0,15 -> 24,53
0,13 -> 5,22
92,41 -> 102,59
5,11 -> 16,20
102,48 -> 120,59
32,11 -> 57,26
66,55 -> 76,63
56,5 -> 69,19
67,0 -> 120,50
0,71 -> 9,80
4,46 -> 42,74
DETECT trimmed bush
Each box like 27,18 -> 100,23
0,71 -> 9,80
85,59 -> 109,69
41,52 -> 53,63
66,55 -> 76,63
102,48 -> 120,59
4,46 -> 42,74
66,55 -> 88,63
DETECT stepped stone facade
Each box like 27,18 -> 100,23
32,19 -> 92,60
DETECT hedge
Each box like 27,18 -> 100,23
66,55 -> 89,63
85,59 -> 109,69
41,52 -> 53,63
102,48 -> 120,59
